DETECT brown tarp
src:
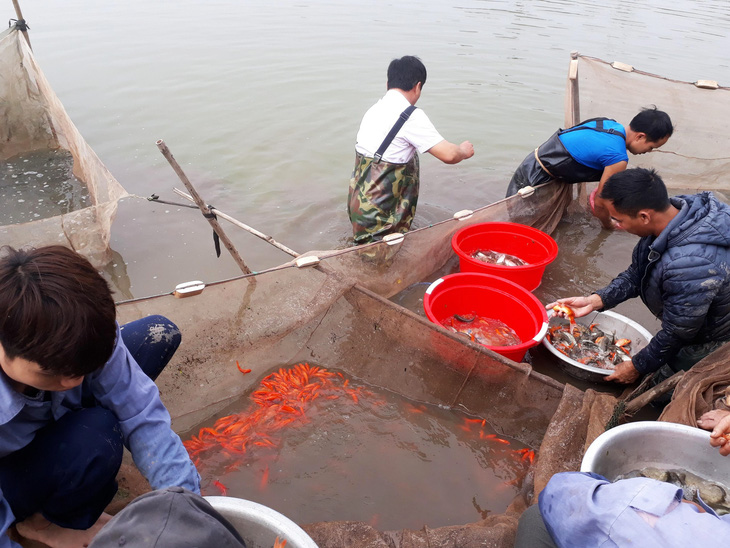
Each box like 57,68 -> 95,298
659,343 -> 730,427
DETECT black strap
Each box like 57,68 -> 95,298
203,210 -> 222,258
146,194 -> 197,209
9,19 -> 29,31
373,105 -> 417,164
561,117 -> 622,137
146,195 -> 222,257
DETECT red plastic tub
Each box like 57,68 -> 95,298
423,272 -> 548,362
451,222 -> 558,291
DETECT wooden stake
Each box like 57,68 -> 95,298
565,51 -> 580,128
623,371 -> 685,415
11,0 -> 32,50
156,140 -> 252,275
172,188 -> 299,257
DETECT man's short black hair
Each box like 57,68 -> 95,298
629,106 -> 674,142
0,245 -> 117,377
600,167 -> 670,216
387,56 -> 427,92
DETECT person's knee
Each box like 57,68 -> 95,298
145,315 -> 182,350
515,504 -> 558,548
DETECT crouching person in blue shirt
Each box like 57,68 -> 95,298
515,470 -> 730,548
515,417 -> 730,548
0,246 -> 200,548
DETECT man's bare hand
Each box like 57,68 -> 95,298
546,295 -> 603,319
710,413 -> 730,457
605,360 -> 640,384
459,141 -> 475,159
428,140 -> 474,164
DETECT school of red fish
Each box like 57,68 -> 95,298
547,304 -> 633,370
441,314 -> 522,347
184,363 -> 536,497
184,363 -> 368,476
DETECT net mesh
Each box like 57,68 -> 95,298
0,26 -> 127,267
112,184 -> 613,546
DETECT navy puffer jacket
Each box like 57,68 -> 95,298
595,192 -> 730,374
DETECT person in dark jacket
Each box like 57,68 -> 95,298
548,167 -> 730,385
506,107 -> 673,229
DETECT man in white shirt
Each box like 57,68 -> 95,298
348,55 -> 474,244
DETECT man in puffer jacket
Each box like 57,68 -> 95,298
548,167 -> 730,385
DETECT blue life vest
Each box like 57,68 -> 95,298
536,118 -> 626,183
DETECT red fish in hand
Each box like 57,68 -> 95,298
552,304 -> 576,324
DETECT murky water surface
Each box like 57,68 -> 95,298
0,149 -> 89,224
184,364 -> 533,530
13,0 -> 729,297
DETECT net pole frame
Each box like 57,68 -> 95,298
156,139 -> 253,276
11,0 -> 32,50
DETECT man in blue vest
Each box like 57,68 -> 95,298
506,107 -> 673,229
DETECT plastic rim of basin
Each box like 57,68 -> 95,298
205,496 -> 319,548
451,222 -> 558,291
424,272 -> 548,362
542,309 -> 653,383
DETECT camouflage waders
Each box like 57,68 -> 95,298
347,151 -> 420,245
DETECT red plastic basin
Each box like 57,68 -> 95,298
451,222 -> 558,291
423,272 -> 548,362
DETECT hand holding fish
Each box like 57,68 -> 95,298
604,359 -> 640,384
709,412 -> 730,457
546,294 -> 604,319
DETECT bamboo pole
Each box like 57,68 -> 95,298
156,140 -> 252,275
623,371 -> 685,416
172,188 -> 299,258
11,0 -> 32,50
566,51 -> 590,207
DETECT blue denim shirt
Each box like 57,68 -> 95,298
0,324 -> 200,547
540,472 -> 730,548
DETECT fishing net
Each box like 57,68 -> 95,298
298,181 -> 574,299
9,41 -> 726,544
0,25 -> 127,267
110,181 -> 616,546
659,343 -> 730,427
567,53 -> 730,193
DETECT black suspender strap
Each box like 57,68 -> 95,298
561,117 -> 622,137
373,105 -> 417,164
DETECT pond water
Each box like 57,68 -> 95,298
0,149 -> 89,224
16,0 -> 730,298
183,363 -> 534,530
